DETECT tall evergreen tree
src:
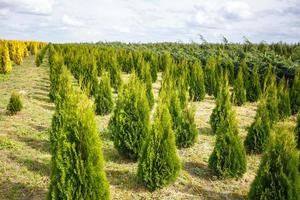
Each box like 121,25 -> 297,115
290,71 -> 300,114
232,66 -> 247,106
210,73 -> 231,134
248,126 -> 300,200
208,100 -> 247,178
189,61 -> 205,101
140,62 -> 154,108
108,72 -> 150,160
49,90 -> 110,200
247,64 -> 261,102
296,112 -> 300,149
137,99 -> 181,190
265,75 -> 279,124
95,72 -> 114,115
244,98 -> 271,154
205,57 -> 216,96
278,77 -> 292,119
0,43 -> 12,74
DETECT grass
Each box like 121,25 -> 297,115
0,56 -> 297,200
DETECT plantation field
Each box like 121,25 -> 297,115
0,55 -> 297,200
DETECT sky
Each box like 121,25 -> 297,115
0,0 -> 299,43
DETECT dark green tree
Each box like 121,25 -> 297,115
248,126 -> 300,200
108,72 -> 150,160
244,98 -> 271,154
95,72 -> 114,115
247,64 -> 261,102
140,62 -> 154,108
278,77 -> 292,119
232,66 -> 247,106
265,75 -> 279,124
205,57 -> 216,96
7,92 -> 23,115
296,112 -> 300,149
137,99 -> 181,190
189,61 -> 205,101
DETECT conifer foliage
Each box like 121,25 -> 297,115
277,77 -> 291,119
248,127 -> 300,200
189,61 -> 205,101
108,72 -> 150,160
95,72 -> 114,115
137,99 -> 181,190
296,112 -> 300,149
265,74 -> 279,124
290,71 -> 300,114
247,64 -> 261,102
232,66 -> 247,106
0,43 -> 12,74
7,92 -> 23,115
244,99 -> 271,154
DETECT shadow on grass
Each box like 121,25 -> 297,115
106,168 -> 140,191
39,104 -> 55,111
184,161 -> 214,181
15,135 -> 49,153
102,146 -> 135,164
0,180 -> 47,200
33,91 -> 49,97
31,95 -> 51,103
187,183 -> 245,200
33,85 -> 49,92
199,127 -> 213,136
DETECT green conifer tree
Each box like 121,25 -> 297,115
0,43 -> 12,74
278,77 -> 292,119
140,62 -> 154,108
205,57 -> 216,96
290,71 -> 300,114
189,61 -> 205,101
265,75 -> 279,124
95,72 -> 114,115
137,99 -> 181,190
232,66 -> 247,106
108,72 -> 150,160
247,64 -> 261,102
296,112 -> 300,149
248,126 -> 300,200
7,92 -> 23,115
244,98 -> 271,154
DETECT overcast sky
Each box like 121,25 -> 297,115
0,0 -> 299,43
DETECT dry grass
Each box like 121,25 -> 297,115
0,57 -> 297,200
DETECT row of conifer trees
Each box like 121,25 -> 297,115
0,40 -> 47,73
47,43 -> 300,199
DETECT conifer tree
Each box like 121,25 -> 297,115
247,64 -> 261,102
189,61 -> 205,101
265,75 -> 279,124
109,55 -> 122,91
296,112 -> 300,149
108,72 -> 150,160
248,127 -> 300,200
137,99 -> 181,190
140,62 -> 154,108
210,73 -> 231,134
49,91 -> 110,200
7,92 -> 23,115
232,66 -> 247,106
95,72 -> 114,115
290,71 -> 300,114
278,77 -> 291,119
0,43 -> 12,74
244,98 -> 271,154
208,99 -> 247,178
205,57 -> 216,96
14,45 -> 23,65
239,59 -> 250,94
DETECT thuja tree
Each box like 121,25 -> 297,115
248,126 -> 300,200
0,43 -> 12,74
189,61 -> 205,101
244,98 -> 271,154
109,55 -> 122,91
265,75 -> 279,124
205,56 -> 216,96
95,72 -> 114,115
108,72 -> 150,160
49,90 -> 110,200
247,64 -> 261,102
232,66 -> 247,106
139,61 -> 154,108
210,73 -> 231,134
208,103 -> 247,178
277,77 -> 291,119
239,59 -> 250,97
164,89 -> 198,148
137,99 -> 181,190
290,71 -> 300,114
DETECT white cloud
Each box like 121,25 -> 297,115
0,0 -> 55,15
62,15 -> 84,27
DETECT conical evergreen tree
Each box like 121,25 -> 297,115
290,71 -> 300,114
109,55 -> 122,91
137,99 -> 181,190
210,73 -> 231,134
14,45 -> 23,65
108,72 -> 150,160
244,98 -> 271,154
247,64 -> 261,102
189,61 -> 205,101
278,77 -> 292,119
265,75 -> 279,124
95,72 -> 114,115
232,66 -> 247,106
239,59 -> 250,95
205,57 -> 216,96
140,62 -> 154,108
0,43 -> 12,74
49,90 -> 110,200
248,126 -> 300,200
208,100 -> 247,178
